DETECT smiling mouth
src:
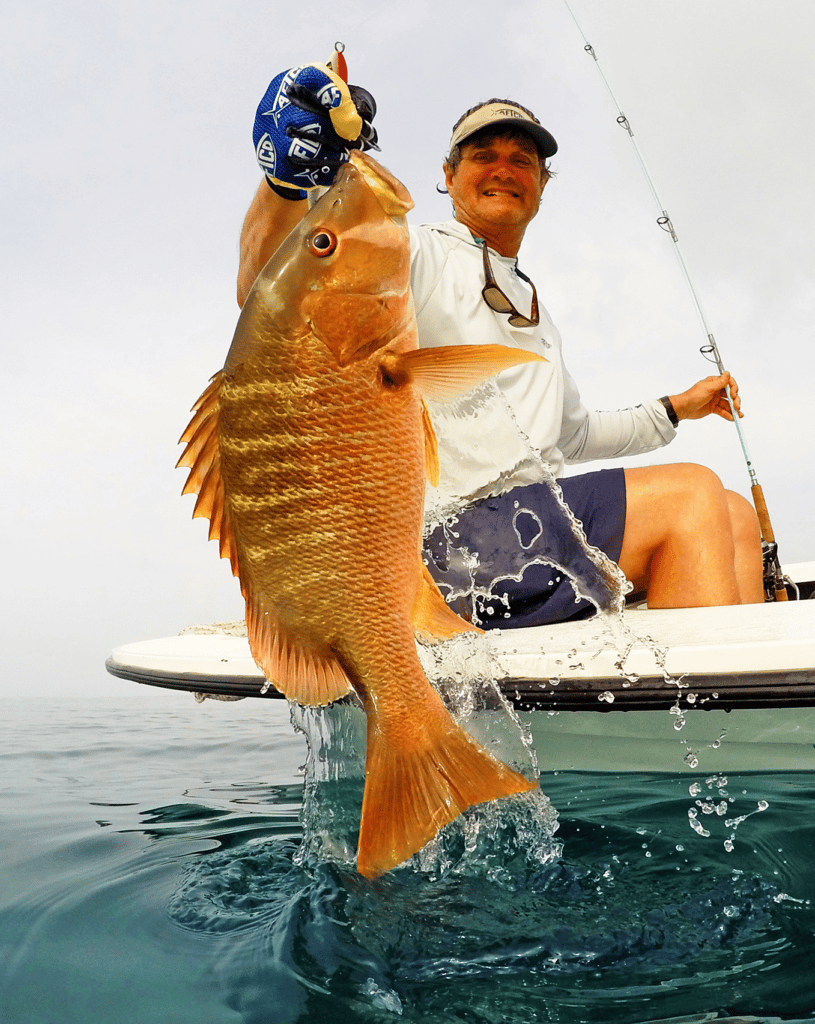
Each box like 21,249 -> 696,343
484,189 -> 520,198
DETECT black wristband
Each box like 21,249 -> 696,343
659,395 -> 679,427
266,178 -> 307,202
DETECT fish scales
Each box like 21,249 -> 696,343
178,150 -> 544,878
224,373 -> 421,566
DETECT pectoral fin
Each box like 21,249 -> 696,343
390,344 -> 546,403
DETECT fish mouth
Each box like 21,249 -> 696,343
348,150 -> 414,218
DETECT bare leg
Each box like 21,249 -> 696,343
725,490 -> 764,603
618,464 -> 763,608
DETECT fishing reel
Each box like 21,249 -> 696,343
762,540 -> 795,601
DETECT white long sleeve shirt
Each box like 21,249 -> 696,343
409,219 -> 676,518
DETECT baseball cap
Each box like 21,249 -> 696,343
449,101 -> 558,158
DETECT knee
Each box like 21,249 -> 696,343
726,491 -> 762,547
674,462 -> 725,493
624,463 -> 733,552
657,463 -> 730,517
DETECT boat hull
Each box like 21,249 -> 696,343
106,589 -> 815,774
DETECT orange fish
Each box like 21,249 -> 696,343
177,151 -> 544,878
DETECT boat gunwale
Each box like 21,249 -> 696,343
106,657 -> 815,712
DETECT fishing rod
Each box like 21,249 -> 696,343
562,1 -> 789,601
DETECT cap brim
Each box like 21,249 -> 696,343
451,117 -> 558,158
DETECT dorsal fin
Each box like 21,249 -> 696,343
178,375 -> 351,706
176,373 -> 240,578
245,595 -> 352,706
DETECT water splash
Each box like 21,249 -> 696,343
287,639 -> 561,881
289,699 -> 365,872
416,630 -> 539,778
424,399 -> 629,628
683,775 -> 771,853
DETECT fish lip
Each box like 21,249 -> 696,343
347,150 -> 414,218
308,286 -> 406,300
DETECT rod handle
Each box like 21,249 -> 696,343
751,484 -> 788,601
751,484 -> 775,543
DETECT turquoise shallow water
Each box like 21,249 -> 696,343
3,692 -> 815,1024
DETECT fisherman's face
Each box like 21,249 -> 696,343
445,133 -> 547,242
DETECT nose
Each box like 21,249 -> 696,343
489,158 -> 516,180
483,161 -> 516,184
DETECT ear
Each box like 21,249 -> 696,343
443,162 -> 456,194
537,169 -> 550,206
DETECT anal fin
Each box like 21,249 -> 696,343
413,561 -> 480,642
421,400 -> 440,488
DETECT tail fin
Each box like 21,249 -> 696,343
356,691 -> 536,879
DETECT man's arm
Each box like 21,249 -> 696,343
237,181 -> 307,307
559,370 -> 744,466
669,371 -> 743,421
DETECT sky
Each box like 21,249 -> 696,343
3,0 -> 813,699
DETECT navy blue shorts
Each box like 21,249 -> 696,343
423,468 -> 627,628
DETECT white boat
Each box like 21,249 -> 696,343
106,562 -> 815,773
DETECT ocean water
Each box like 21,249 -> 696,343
3,690 -> 815,1024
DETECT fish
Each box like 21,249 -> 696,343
177,150 -> 546,879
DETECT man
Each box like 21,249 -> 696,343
238,65 -> 763,626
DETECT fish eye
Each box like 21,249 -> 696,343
309,230 -> 337,256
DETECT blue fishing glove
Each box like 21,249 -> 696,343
253,63 -> 378,200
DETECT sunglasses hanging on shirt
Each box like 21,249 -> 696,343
480,241 -> 540,329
